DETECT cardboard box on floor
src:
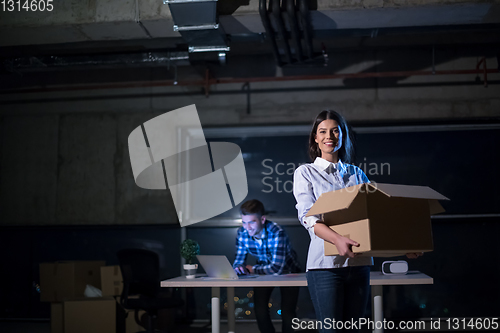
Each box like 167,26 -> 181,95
40,261 -> 106,302
306,183 -> 449,257
101,265 -> 123,297
64,298 -> 121,333
51,303 -> 64,333
50,297 -> 140,333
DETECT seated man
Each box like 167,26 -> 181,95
233,199 -> 301,333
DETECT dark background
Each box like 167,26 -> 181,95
1,125 -> 499,321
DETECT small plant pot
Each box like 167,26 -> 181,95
183,264 -> 198,279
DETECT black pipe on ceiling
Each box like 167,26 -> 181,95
259,0 -> 314,66
259,0 -> 283,67
298,0 -> 313,59
287,0 -> 303,63
271,0 -> 293,64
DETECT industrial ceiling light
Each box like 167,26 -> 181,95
218,52 -> 227,65
188,46 -> 230,53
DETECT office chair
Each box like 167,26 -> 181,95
117,248 -> 183,333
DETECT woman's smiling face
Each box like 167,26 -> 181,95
315,119 -> 343,160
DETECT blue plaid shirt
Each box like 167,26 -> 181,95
233,220 -> 301,275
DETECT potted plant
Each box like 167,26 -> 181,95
180,239 -> 200,279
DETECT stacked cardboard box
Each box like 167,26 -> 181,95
63,298 -> 119,333
40,261 -> 118,333
100,265 -> 123,297
40,261 -> 105,302
41,261 -> 144,333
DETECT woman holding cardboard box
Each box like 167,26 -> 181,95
293,110 -> 372,332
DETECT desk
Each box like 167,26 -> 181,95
161,271 -> 432,333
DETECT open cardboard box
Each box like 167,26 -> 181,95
40,261 -> 106,302
306,183 -> 449,257
101,265 -> 123,297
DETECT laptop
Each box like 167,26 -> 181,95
196,255 -> 259,280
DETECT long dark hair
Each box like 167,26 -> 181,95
308,110 -> 355,164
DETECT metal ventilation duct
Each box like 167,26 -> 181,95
164,0 -> 229,54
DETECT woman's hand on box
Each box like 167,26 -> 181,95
334,235 -> 360,258
313,222 -> 360,258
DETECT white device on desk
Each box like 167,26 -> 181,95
197,255 -> 259,280
382,260 -> 408,275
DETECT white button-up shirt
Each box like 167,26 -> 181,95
293,157 -> 373,270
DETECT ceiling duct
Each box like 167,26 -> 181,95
164,0 -> 229,55
259,0 -> 316,67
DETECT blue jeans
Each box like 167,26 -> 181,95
306,266 -> 370,333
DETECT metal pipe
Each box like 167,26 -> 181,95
8,52 -> 190,71
298,0 -> 313,59
242,82 -> 251,114
476,57 -> 488,87
3,68 -> 498,94
271,0 -> 293,64
204,68 -> 210,97
286,0 -> 303,62
258,0 -> 282,67
432,46 -> 435,74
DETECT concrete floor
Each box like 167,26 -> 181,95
0,320 -> 292,333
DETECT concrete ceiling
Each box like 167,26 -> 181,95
0,0 -> 499,46
1,0 -> 499,90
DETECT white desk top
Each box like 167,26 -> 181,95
161,273 -> 308,287
161,271 -> 432,288
369,271 -> 433,285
